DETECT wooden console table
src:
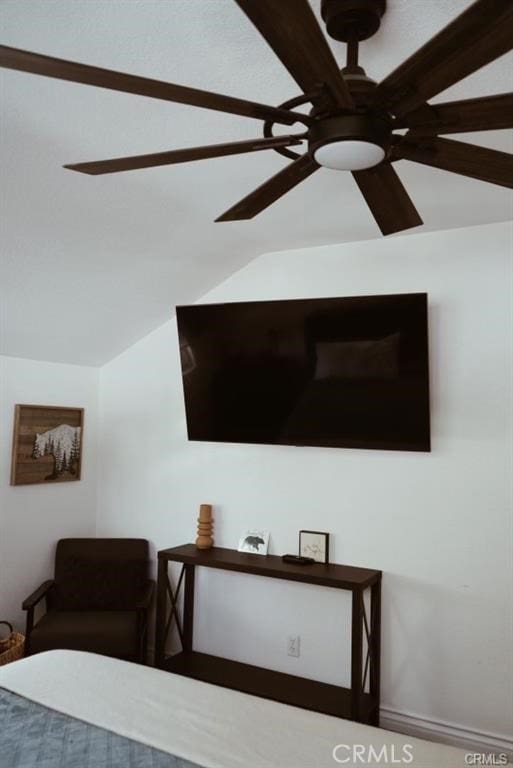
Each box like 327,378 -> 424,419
155,544 -> 381,725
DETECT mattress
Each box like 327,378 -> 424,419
0,650 -> 502,768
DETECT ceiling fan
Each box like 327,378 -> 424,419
1,0 -> 512,235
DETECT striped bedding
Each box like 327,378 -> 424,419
0,688 -> 201,768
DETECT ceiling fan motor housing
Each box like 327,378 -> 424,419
321,0 -> 387,42
308,113 -> 392,170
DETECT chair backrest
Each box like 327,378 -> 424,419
51,538 -> 149,611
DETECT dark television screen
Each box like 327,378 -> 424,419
176,293 -> 430,452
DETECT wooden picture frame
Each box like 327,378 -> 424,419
299,530 -> 330,564
10,404 -> 84,486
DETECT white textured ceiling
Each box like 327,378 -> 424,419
1,0 -> 512,366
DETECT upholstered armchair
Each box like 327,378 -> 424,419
22,539 -> 154,663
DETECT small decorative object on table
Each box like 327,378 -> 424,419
299,530 -> 330,564
282,554 -> 315,565
0,621 -> 25,666
195,504 -> 214,550
238,529 -> 270,555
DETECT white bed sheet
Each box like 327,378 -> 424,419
0,650 -> 497,768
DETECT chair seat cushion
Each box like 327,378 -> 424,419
29,611 -> 138,659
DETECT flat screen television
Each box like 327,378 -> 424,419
176,293 -> 430,452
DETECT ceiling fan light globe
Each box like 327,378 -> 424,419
313,140 -> 385,171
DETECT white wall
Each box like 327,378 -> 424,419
97,222 -> 512,741
0,355 -> 99,629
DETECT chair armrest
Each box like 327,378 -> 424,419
135,580 -> 155,610
22,580 -> 55,610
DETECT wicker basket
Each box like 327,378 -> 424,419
0,621 -> 25,666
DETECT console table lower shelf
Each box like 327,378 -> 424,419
162,650 -> 375,721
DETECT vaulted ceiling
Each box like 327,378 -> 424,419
1,0 -> 512,365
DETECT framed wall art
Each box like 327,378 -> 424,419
299,530 -> 330,564
10,404 -> 84,486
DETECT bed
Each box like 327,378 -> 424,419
0,650 -> 503,768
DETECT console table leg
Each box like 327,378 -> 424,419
351,589 -> 363,722
155,557 -> 168,668
369,578 -> 382,726
183,564 -> 195,653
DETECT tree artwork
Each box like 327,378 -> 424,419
11,405 -> 84,486
32,424 -> 82,480
70,432 -> 80,463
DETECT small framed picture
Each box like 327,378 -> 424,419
299,530 -> 330,564
238,530 -> 270,556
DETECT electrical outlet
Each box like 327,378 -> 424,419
287,635 -> 300,658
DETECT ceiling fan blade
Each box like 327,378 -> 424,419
373,0 -> 513,117
63,135 -> 305,175
0,45 -> 311,126
403,93 -> 513,136
353,163 -> 423,235
395,136 -> 513,189
216,153 -> 318,221
234,0 -> 353,110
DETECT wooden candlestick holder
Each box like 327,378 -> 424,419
195,504 -> 213,550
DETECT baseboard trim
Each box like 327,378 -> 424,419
380,706 -> 513,759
